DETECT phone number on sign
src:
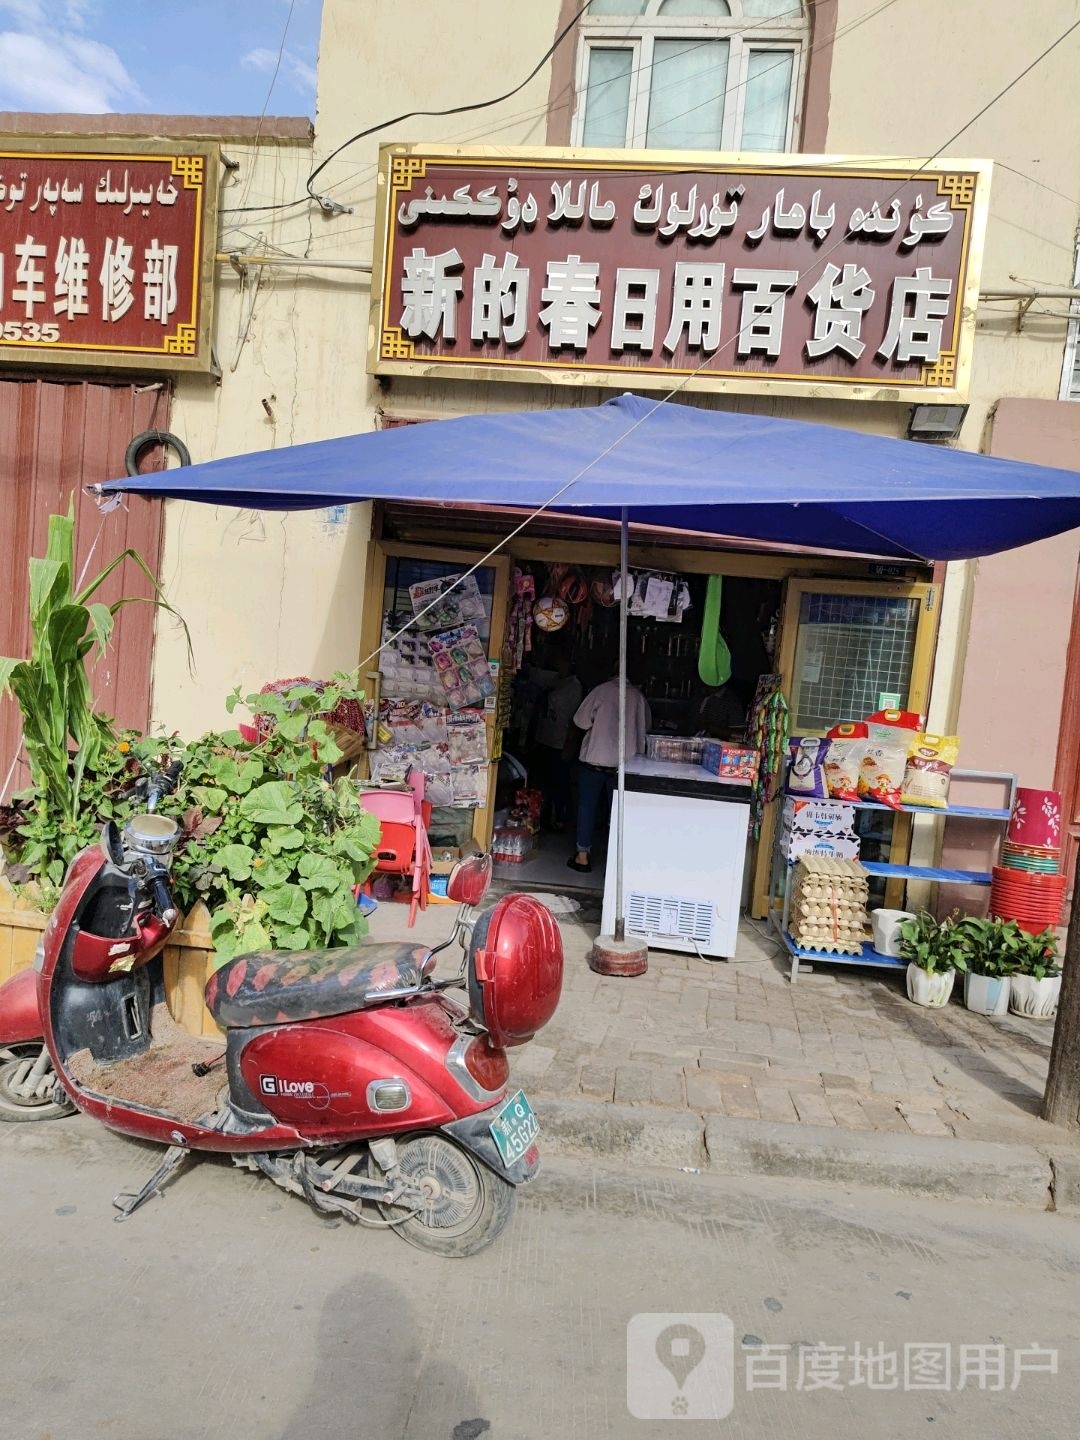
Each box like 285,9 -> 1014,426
0,321 -> 61,342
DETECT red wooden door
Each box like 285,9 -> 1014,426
0,377 -> 167,800
1055,564 -> 1080,904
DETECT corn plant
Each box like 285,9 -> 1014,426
0,502 -> 188,835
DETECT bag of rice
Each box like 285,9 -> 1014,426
857,741 -> 908,809
824,737 -> 863,801
787,737 -> 829,798
865,708 -> 924,735
902,734 -> 960,808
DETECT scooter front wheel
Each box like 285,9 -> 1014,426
0,1043 -> 77,1122
371,1133 -> 516,1257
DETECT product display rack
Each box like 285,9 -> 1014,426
768,770 -> 1017,982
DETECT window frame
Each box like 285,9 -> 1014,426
571,1 -> 807,154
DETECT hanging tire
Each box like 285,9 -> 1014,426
370,1133 -> 516,1257
0,1043 -> 76,1122
124,429 -> 191,476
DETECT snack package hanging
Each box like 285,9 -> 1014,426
857,741 -> 908,808
902,734 -> 960,808
786,737 -> 829,798
823,724 -> 865,801
409,573 -> 485,632
447,709 -> 489,765
427,625 -> 496,710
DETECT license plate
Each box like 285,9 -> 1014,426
489,1089 -> 539,1167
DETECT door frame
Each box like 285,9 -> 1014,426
359,539 -> 511,850
750,575 -> 941,918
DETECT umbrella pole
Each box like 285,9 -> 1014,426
588,506 -> 648,978
615,507 -> 629,943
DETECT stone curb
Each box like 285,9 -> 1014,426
535,1097 -> 1067,1210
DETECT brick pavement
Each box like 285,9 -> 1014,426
370,891 -> 1066,1147
521,904 -> 1065,1146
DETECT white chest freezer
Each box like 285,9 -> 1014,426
600,757 -> 751,959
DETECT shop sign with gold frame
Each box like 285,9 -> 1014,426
370,143 -> 990,404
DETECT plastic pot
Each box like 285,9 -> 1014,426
1008,973 -> 1061,1020
963,972 -> 1011,1017
906,965 -> 955,1008
870,908 -> 916,958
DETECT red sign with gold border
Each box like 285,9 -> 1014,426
0,137 -> 219,373
370,145 -> 991,403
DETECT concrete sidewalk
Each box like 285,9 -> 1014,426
367,886 -> 1080,1205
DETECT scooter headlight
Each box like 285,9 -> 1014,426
123,813 -> 180,858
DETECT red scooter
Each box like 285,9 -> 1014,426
0,765 -> 563,1255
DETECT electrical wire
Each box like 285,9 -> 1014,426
310,1 -> 814,200
223,0 -> 598,214
356,11 -> 1080,670
231,0 -> 298,215
222,0 -> 889,257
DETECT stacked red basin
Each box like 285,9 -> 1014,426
991,788 -> 1065,933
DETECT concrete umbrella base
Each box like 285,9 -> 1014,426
589,934 -> 648,977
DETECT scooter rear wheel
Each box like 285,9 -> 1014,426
370,1133 -> 515,1257
0,1044 -> 77,1122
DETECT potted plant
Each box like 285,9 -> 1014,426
899,912 -> 966,1007
0,505 -> 186,972
952,916 -> 1018,1017
1008,928 -> 1062,1019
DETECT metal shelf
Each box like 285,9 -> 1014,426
774,926 -> 906,973
860,861 -> 992,886
847,800 -> 1012,821
770,767 -> 1017,981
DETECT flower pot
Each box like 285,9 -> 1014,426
162,903 -> 223,1038
964,971 -> 1011,1017
0,881 -> 48,985
871,908 -> 916,958
906,964 -> 955,1008
1008,972 -> 1061,1020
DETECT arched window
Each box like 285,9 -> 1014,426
574,0 -> 807,153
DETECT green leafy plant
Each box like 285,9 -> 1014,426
0,503 -> 188,887
950,916 -> 1023,979
898,912 -> 970,975
0,730 -> 147,892
147,678 -> 380,966
1008,925 -> 1062,981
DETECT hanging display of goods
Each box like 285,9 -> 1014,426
533,595 -> 569,632
1007,787 -> 1063,849
590,574 -> 616,607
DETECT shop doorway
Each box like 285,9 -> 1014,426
361,519 -> 940,929
499,560 -> 782,892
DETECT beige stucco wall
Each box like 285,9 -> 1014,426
825,0 -> 1080,765
151,137 -> 374,736
152,0 -> 1080,769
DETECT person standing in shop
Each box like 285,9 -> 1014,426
693,680 -> 746,741
531,650 -> 583,832
568,670 -> 650,874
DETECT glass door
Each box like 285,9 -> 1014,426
359,541 -> 511,851
750,577 -> 940,918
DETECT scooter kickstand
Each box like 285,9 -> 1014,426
112,1144 -> 191,1222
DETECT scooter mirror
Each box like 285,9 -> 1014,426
446,852 -> 493,907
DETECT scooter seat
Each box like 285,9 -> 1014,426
204,942 -> 434,1029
